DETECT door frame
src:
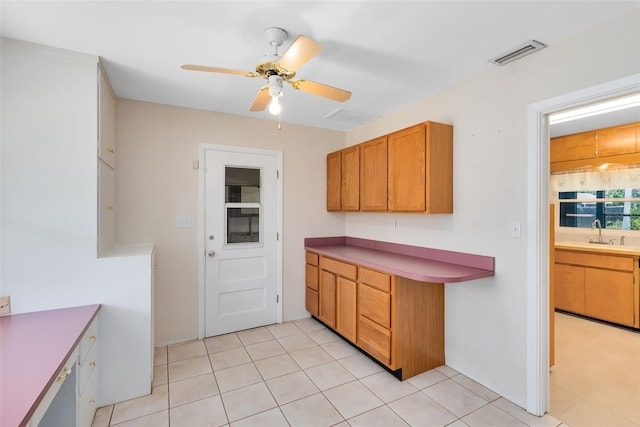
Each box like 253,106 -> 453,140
197,143 -> 283,339
525,73 -> 640,415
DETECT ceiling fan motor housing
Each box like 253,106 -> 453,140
268,75 -> 283,97
264,27 -> 287,49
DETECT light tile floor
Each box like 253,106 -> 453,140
93,317 -> 563,427
550,312 -> 640,426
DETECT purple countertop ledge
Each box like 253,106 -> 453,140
0,304 -> 101,427
305,236 -> 494,283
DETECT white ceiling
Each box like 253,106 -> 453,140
2,1 -> 638,131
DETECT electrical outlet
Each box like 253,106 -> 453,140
0,296 -> 11,315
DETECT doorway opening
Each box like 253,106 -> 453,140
526,73 -> 640,416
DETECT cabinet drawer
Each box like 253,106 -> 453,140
306,251 -> 319,266
359,267 -> 391,293
79,317 -> 98,365
555,250 -> 634,272
320,257 -> 357,280
305,264 -> 319,290
78,366 -> 98,427
357,315 -> 391,366
305,287 -> 319,316
359,283 -> 391,328
79,341 -> 98,396
29,347 -> 79,427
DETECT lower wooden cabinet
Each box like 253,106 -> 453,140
336,277 -> 357,342
555,249 -> 639,328
306,251 -> 445,379
305,252 -> 319,317
319,270 -> 337,328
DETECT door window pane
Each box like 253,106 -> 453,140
225,167 -> 261,244
226,207 -> 260,243
225,167 -> 260,203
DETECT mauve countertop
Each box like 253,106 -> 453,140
305,237 -> 495,283
0,304 -> 101,427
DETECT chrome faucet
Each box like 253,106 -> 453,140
591,219 -> 603,243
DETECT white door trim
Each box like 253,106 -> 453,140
197,143 -> 283,340
525,73 -> 640,415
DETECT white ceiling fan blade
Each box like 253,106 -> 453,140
277,35 -> 322,72
290,79 -> 351,102
180,64 -> 258,77
249,86 -> 271,111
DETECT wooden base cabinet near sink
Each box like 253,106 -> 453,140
554,248 -> 640,328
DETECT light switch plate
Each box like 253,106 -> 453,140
510,221 -> 521,238
176,216 -> 195,229
0,296 -> 11,315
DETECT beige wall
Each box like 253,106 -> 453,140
343,9 -> 640,406
115,101 -> 346,344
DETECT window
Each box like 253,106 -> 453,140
558,188 -> 640,230
225,167 -> 261,244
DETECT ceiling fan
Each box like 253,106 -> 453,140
181,27 -> 351,115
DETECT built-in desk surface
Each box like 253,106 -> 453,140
0,304 -> 101,427
305,236 -> 495,283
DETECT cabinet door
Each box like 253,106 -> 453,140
388,124 -> 426,211
425,121 -> 453,213
98,160 -> 115,253
360,137 -> 388,211
554,263 -> 585,314
359,283 -> 391,328
550,132 -> 596,163
341,146 -> 360,211
306,287 -> 319,317
305,264 -> 319,291
336,277 -> 357,343
585,268 -> 635,326
305,262 -> 319,316
597,123 -> 637,157
357,315 -> 391,366
319,270 -> 336,328
98,67 -> 116,168
326,151 -> 341,211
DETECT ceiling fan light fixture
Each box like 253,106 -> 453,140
268,75 -> 283,115
268,95 -> 281,115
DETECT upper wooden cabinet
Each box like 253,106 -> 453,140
327,120 -> 453,214
597,123 -> 637,156
360,137 -> 388,211
550,122 -> 640,172
341,145 -> 360,211
388,124 -> 426,211
326,151 -> 342,211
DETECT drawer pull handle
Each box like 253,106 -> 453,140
56,367 -> 71,382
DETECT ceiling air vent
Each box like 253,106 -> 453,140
490,40 -> 547,66
324,108 -> 380,125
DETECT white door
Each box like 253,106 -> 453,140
204,148 -> 281,336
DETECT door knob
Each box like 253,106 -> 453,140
208,250 -> 216,257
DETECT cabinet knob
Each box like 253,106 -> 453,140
89,334 -> 97,340
107,147 -> 114,154
56,366 -> 71,382
89,360 -> 96,367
